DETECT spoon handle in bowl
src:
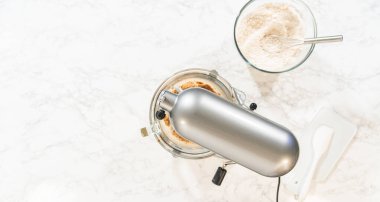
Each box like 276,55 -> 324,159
304,35 -> 343,44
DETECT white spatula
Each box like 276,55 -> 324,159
296,125 -> 334,201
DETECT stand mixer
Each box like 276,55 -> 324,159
140,68 -> 299,185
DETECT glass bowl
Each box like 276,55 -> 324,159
234,0 -> 317,73
148,68 -> 240,159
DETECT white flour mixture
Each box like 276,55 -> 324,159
236,3 -> 305,72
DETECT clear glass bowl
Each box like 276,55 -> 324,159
148,68 -> 243,159
234,0 -> 317,73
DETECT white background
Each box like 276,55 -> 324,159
0,0 -> 379,201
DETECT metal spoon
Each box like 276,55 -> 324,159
263,35 -> 343,53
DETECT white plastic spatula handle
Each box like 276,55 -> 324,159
296,125 -> 334,201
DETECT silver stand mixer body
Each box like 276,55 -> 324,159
159,88 -> 299,177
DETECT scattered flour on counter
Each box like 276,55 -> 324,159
236,3 -> 306,72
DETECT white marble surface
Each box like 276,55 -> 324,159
0,0 -> 379,201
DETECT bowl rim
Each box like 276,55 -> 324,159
148,68 -> 238,159
233,0 -> 318,73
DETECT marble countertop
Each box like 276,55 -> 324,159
0,0 -> 379,201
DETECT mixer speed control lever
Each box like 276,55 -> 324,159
212,167 -> 227,186
212,160 -> 235,186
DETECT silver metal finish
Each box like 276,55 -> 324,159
148,68 -> 239,159
158,91 -> 177,112
159,88 -> 299,177
222,160 -> 236,169
303,35 -> 343,44
265,35 -> 343,53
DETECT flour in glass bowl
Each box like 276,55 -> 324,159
236,3 -> 306,72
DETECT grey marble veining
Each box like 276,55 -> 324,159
0,0 -> 379,201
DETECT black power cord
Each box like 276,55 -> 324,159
276,177 -> 281,202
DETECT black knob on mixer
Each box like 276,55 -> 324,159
155,110 -> 166,120
249,103 -> 257,111
212,167 -> 227,186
